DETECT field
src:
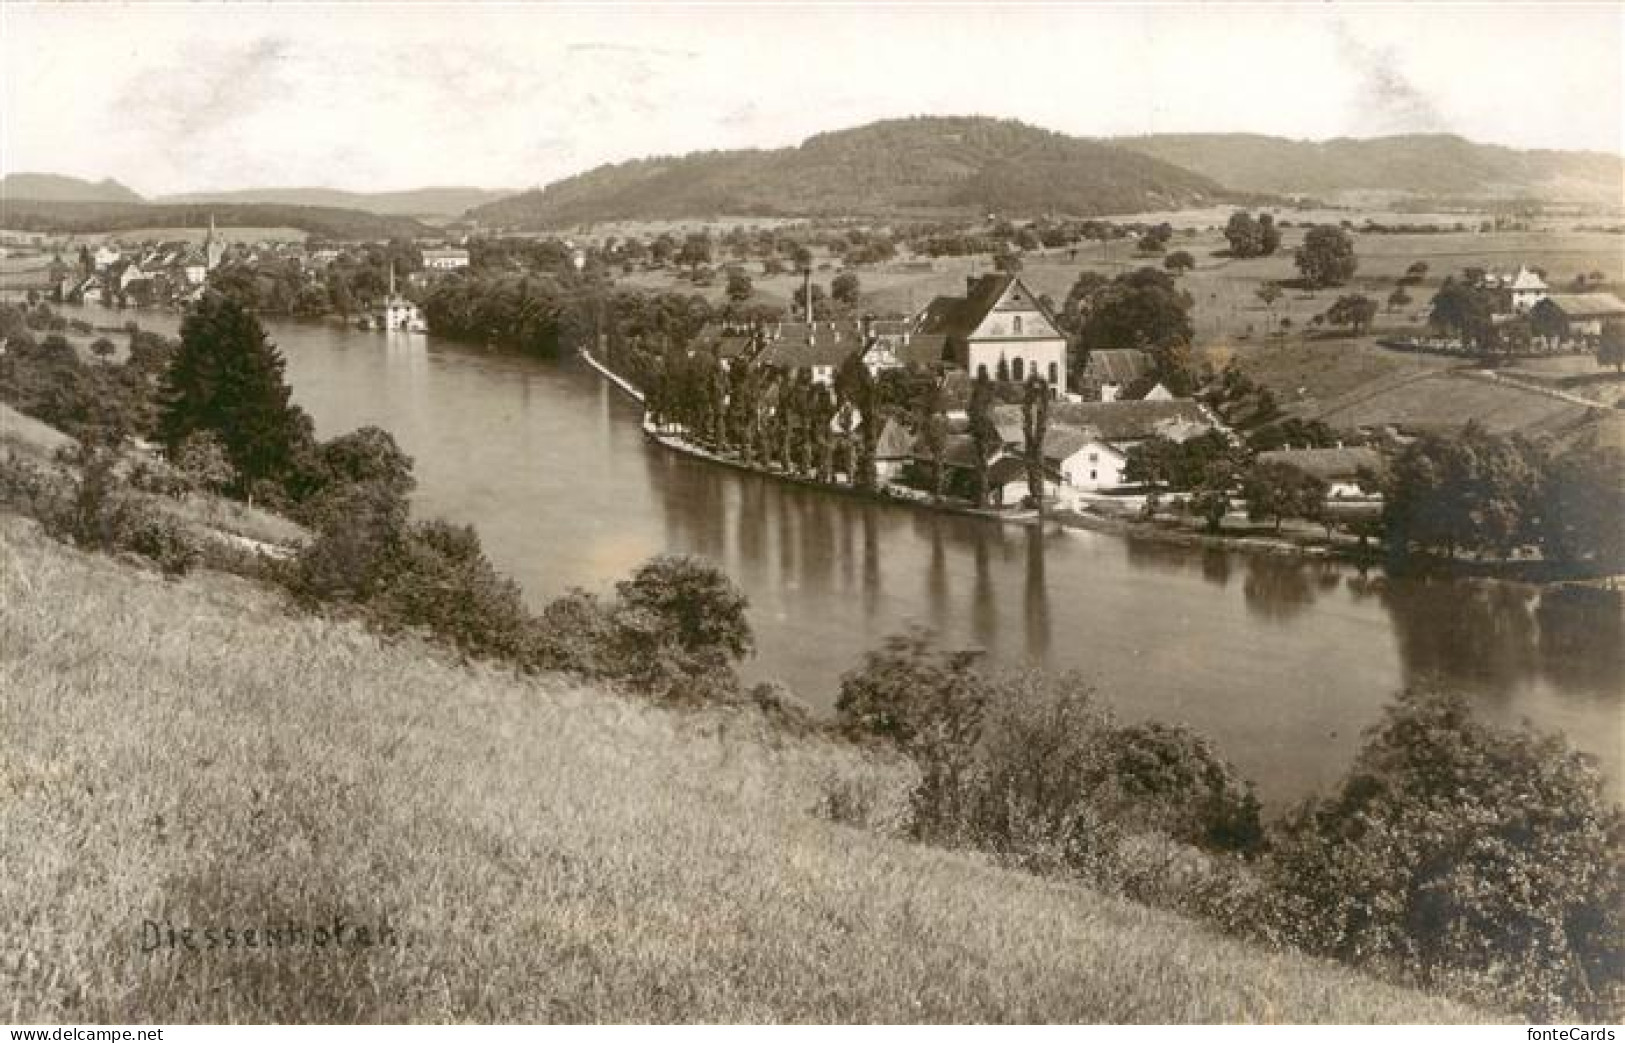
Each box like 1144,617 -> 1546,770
625,219 -> 1625,436
0,516 -> 1490,1024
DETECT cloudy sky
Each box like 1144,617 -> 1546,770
2,2 -> 1620,196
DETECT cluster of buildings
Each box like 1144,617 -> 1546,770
55,220 -> 229,308
691,273 -> 1219,502
1482,265 -> 1625,349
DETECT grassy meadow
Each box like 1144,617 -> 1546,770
621,217 -> 1624,435
0,514 -> 1492,1023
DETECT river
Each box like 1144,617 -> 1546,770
51,304 -> 1625,803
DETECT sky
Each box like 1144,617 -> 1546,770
2,2 -> 1621,196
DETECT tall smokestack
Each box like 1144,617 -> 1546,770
803,268 -> 814,324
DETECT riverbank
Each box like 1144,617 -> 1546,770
0,512 -> 1490,1023
582,350 -> 1623,585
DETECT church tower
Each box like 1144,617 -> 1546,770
203,214 -> 225,271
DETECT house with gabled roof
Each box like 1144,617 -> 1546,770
1529,293 -> 1625,343
912,273 -> 1069,394
755,320 -> 866,385
1077,347 -> 1155,401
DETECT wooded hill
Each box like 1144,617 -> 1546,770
0,172 -> 144,204
0,199 -> 435,241
1113,132 -> 1625,205
155,186 -> 510,218
470,117 -> 1232,228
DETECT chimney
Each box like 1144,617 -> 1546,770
804,268 -> 814,324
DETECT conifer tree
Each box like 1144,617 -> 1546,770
158,292 -> 312,496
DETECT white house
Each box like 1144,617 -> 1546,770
1509,266 -> 1549,313
422,247 -> 470,271
1048,429 -> 1128,491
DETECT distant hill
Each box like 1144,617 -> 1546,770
1112,133 -> 1625,205
471,116 -> 1231,228
156,185 -> 509,218
0,200 -> 433,241
1,172 -> 145,205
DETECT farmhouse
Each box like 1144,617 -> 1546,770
913,274 -> 1069,394
1529,293 -> 1625,343
1045,399 -> 1214,445
1255,445 -> 1383,500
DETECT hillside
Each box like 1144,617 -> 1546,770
0,515 -> 1488,1023
157,185 -> 510,218
1114,133 -> 1625,205
0,199 -> 434,240
472,117 -> 1230,228
0,172 -> 144,204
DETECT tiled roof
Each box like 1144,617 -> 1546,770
1255,446 -> 1383,481
1539,293 -> 1625,319
1080,348 -> 1154,385
995,399 -> 1212,443
756,321 -> 865,371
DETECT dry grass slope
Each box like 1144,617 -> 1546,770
0,516 -> 1491,1024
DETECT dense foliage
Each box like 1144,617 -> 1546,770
157,293 -> 316,499
469,116 -> 1224,228
1265,689 -> 1624,1020
1294,225 -> 1358,288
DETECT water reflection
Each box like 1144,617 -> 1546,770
52,303 -> 1619,801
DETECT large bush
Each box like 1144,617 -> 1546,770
1263,689 -> 1624,1020
534,555 -> 756,704
837,631 -> 1263,878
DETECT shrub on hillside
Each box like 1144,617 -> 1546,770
533,556 -> 755,704
837,631 -> 1263,879
2,445 -> 202,577
1262,689 -> 1625,1020
367,520 -> 537,664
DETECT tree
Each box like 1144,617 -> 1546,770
1163,250 -> 1195,275
967,373 -> 999,506
1265,689 -> 1625,1021
1241,461 -> 1328,532
1325,294 -> 1379,336
1542,437 -> 1625,570
1254,282 -> 1283,313
1223,211 -> 1280,258
830,272 -> 862,310
791,281 -> 828,321
1387,287 -> 1413,313
316,425 -> 416,500
1294,225 -> 1358,288
724,269 -> 753,305
1020,376 -> 1050,512
173,430 -> 236,496
1381,423 -> 1543,560
916,382 -> 950,502
1224,211 -> 1263,257
1074,267 -> 1194,359
1400,260 -> 1430,285
992,249 -> 1024,273
157,292 -> 313,497
1429,276 -> 1497,355
1597,320 -> 1625,373
615,554 -> 753,665
1189,462 -> 1233,533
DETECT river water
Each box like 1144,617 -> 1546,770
54,304 -> 1625,803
